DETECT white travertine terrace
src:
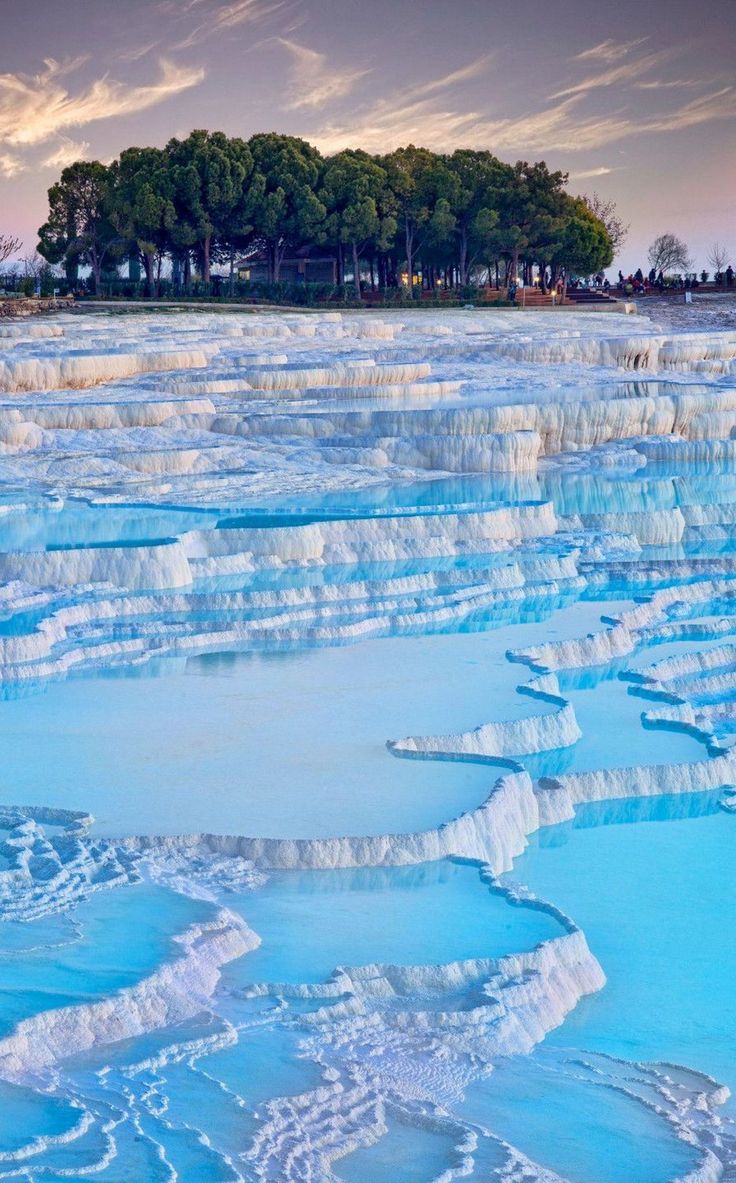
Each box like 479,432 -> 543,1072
1,306 -> 736,1180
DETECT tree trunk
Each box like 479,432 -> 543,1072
144,251 -> 155,298
202,235 -> 211,286
229,248 -> 235,297
405,223 -> 414,298
351,241 -> 361,300
459,232 -> 468,287
91,254 -> 101,296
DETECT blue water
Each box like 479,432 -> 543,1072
226,860 -> 562,986
0,610 -> 605,839
0,1080 -> 83,1155
338,1119 -> 461,1183
459,1052 -> 699,1183
507,795 -> 736,1094
0,885 -> 213,1035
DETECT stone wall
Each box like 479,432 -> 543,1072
0,296 -> 74,319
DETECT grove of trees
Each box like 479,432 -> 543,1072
36,130 -> 616,299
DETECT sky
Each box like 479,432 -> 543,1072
1,0 -> 734,274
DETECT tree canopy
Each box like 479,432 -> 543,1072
38,132 -> 615,296
38,161 -> 121,292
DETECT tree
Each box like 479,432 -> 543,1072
647,233 -> 692,275
445,150 -> 510,285
110,147 -> 176,297
320,150 -> 396,298
37,161 -> 120,294
554,197 -> 613,289
166,130 -> 253,285
707,242 -> 729,277
582,193 -> 628,256
382,146 -> 459,296
248,134 -> 325,283
499,161 -> 569,287
0,236 -> 21,267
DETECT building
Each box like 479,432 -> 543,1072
238,246 -> 338,284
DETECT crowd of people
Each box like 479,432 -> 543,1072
615,266 -> 734,296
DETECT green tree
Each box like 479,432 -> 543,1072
110,147 -> 176,296
248,134 -> 325,283
499,161 -> 568,287
382,146 -> 459,296
166,130 -> 253,285
37,161 -> 119,294
552,197 -> 613,296
446,150 -> 510,285
320,150 -> 396,298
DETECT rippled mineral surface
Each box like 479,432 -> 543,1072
0,303 -> 734,1181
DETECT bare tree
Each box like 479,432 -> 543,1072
22,252 -> 45,279
0,236 -> 22,267
582,193 -> 629,255
647,233 -> 692,274
707,242 -> 729,275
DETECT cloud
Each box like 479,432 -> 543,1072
575,39 -> 647,63
173,0 -> 284,49
0,57 -> 204,147
571,166 -> 616,179
42,137 -> 90,170
313,57 -> 497,153
414,55 -> 493,95
310,52 -> 736,158
0,151 -> 24,178
313,86 -> 610,156
550,49 -> 670,99
278,38 -> 369,110
634,78 -> 701,90
118,41 -> 161,63
637,86 -> 736,134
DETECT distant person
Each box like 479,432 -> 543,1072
657,271 -> 664,291
727,265 -> 734,287
648,268 -> 656,284
618,270 -> 624,286
508,281 -> 517,303
635,268 -> 644,283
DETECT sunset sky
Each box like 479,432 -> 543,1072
1,0 -> 734,273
